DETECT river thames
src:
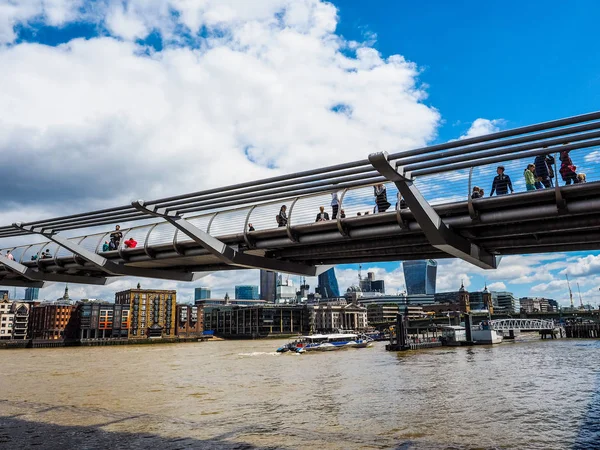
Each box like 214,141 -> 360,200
0,338 -> 599,449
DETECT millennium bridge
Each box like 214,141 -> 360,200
2,111 -> 600,287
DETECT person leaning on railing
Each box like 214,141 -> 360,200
109,225 -> 123,250
315,206 -> 329,222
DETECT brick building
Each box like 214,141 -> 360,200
115,287 -> 176,339
30,302 -> 77,340
176,304 -> 203,338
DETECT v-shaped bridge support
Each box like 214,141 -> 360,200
369,152 -> 499,270
13,223 -> 203,282
0,254 -> 107,285
132,200 -> 324,276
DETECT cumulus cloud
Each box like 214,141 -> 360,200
0,0 -> 440,226
487,281 -> 506,290
561,254 -> 600,277
460,118 -> 504,139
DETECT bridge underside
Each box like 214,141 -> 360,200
1,182 -> 599,287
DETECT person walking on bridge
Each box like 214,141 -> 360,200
559,150 -> 579,185
490,166 -> 513,196
330,191 -> 339,219
524,164 -> 537,191
374,184 -> 390,212
534,153 -> 554,188
277,205 -> 287,227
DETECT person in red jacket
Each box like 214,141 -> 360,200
124,238 -> 138,248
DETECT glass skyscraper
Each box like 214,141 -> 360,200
24,287 -> 40,300
317,268 -> 340,298
402,260 -> 437,295
194,287 -> 211,300
260,270 -> 277,303
235,285 -> 259,300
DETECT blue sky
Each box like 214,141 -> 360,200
1,0 -> 599,305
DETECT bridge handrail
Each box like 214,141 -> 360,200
1,111 -> 600,239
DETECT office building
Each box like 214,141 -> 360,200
24,287 -> 40,301
203,304 -> 310,337
520,297 -> 549,313
115,288 -> 176,339
367,304 -> 400,324
359,271 -> 385,294
195,298 -> 267,307
276,276 -> 296,303
469,290 -> 499,310
176,304 -> 203,338
402,260 -> 437,295
194,287 -> 211,301
235,285 -> 259,300
76,302 -> 130,340
496,292 -> 520,314
30,302 -> 77,340
260,270 -> 277,303
317,268 -> 340,299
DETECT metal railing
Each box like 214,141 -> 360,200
1,111 -> 600,263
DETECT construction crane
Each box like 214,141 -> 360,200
577,282 -> 584,309
566,274 -> 574,309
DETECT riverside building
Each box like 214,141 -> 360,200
76,301 -> 130,340
30,302 -> 77,340
176,304 -> 203,338
115,287 -> 176,339
203,304 -> 310,337
309,299 -> 368,333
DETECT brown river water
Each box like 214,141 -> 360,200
0,338 -> 599,449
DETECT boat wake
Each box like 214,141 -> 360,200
237,352 -> 281,357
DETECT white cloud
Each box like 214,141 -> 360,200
0,0 -> 439,226
487,281 -> 506,290
561,254 -> 600,277
460,118 -> 504,139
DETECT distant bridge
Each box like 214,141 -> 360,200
489,319 -> 557,331
2,111 -> 600,287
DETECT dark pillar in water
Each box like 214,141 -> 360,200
464,313 -> 473,343
509,329 -> 515,339
396,313 -> 409,350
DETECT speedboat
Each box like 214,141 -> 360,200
277,333 -> 373,353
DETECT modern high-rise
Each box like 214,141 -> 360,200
194,287 -> 211,301
317,268 -> 340,298
358,271 -> 385,294
402,260 -> 437,295
260,270 -> 277,303
24,287 -> 40,300
235,285 -> 259,300
496,292 -> 520,314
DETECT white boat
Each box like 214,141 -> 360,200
471,328 -> 503,344
277,333 -> 373,353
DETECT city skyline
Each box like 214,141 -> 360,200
1,0 -> 600,306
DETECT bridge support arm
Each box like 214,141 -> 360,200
132,200 -> 323,276
13,223 -> 202,282
369,152 -> 499,270
0,254 -> 107,285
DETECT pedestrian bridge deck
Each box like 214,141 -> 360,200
2,111 -> 600,286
